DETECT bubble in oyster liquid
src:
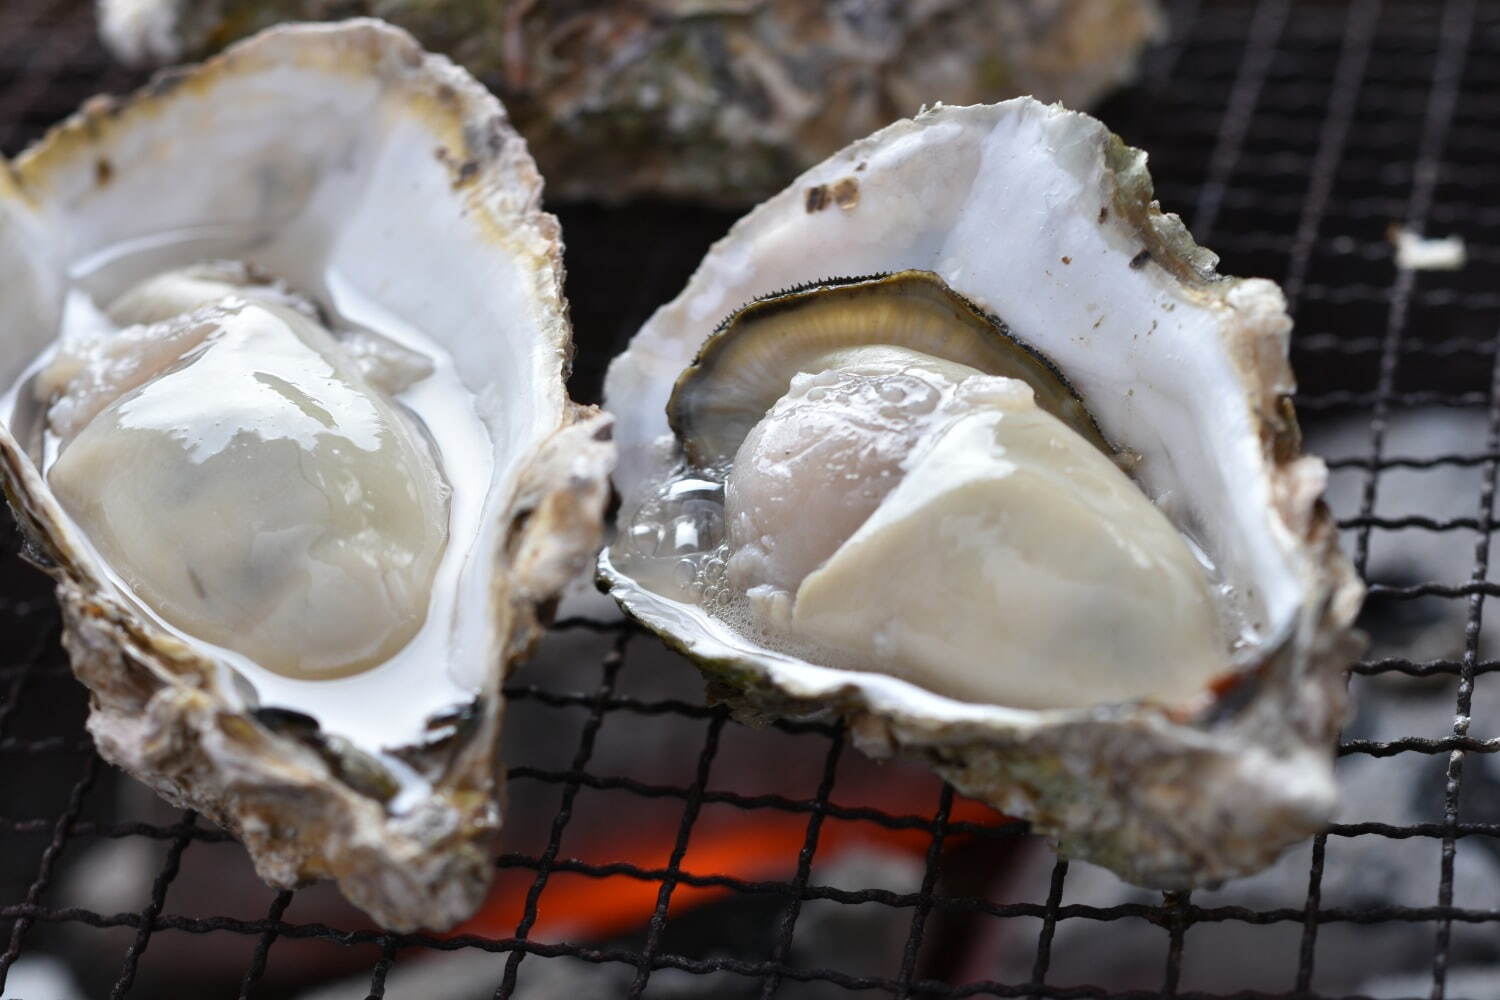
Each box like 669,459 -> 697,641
623,474 -> 728,601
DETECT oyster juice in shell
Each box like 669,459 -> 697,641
0,21 -> 613,931
99,0 -> 1163,204
602,98 -> 1363,888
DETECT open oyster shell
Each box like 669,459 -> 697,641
0,21 -> 613,930
602,98 -> 1364,888
98,0 -> 1163,205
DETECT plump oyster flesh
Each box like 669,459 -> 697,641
0,21 -> 614,930
42,263 -> 451,682
626,274 -> 1232,711
603,98 -> 1363,888
98,0 -> 1162,204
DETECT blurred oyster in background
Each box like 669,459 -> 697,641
97,0 -> 1164,204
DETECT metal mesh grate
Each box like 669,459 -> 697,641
4,0 -> 1500,997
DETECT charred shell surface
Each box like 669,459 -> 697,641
0,22 -> 616,930
601,99 -> 1365,888
99,0 -> 1163,204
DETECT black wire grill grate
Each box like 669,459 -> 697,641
4,0 -> 1500,998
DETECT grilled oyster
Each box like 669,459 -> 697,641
602,98 -> 1363,888
0,21 -> 613,930
98,0 -> 1163,204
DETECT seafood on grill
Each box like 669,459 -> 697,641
601,97 -> 1364,888
0,21 -> 614,931
98,0 -> 1163,205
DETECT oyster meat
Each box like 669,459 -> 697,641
98,0 -> 1163,204
0,21 -> 613,930
603,98 -> 1364,887
41,263 -> 453,682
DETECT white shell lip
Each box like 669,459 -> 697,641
0,19 -> 615,930
601,98 -> 1364,888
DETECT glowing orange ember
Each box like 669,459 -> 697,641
452,784 -> 1009,942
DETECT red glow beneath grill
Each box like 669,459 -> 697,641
453,784 -> 1009,942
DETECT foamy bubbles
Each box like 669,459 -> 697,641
621,474 -> 729,603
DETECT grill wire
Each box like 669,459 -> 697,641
3,0 -> 1500,997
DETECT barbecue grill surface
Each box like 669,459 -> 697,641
4,1 -> 1500,998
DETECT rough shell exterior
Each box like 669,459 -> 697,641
601,99 -> 1365,888
0,22 -> 615,931
98,0 -> 1162,204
